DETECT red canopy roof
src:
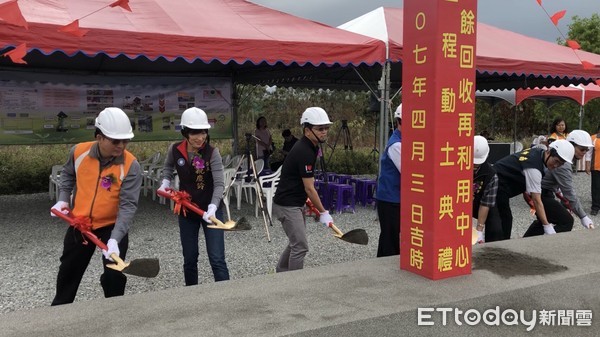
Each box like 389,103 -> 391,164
339,7 -> 600,81
516,83 -> 600,106
0,0 -> 385,66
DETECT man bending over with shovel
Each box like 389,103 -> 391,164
50,107 -> 142,305
272,107 -> 335,272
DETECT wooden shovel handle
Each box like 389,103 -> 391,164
209,216 -> 226,227
109,253 -> 129,268
328,222 -> 344,236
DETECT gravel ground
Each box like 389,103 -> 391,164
0,172 -> 596,315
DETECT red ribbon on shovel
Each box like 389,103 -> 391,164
50,208 -> 160,278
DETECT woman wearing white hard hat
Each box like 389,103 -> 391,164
523,130 -> 595,236
158,107 -> 229,285
50,107 -> 142,305
472,136 -> 502,243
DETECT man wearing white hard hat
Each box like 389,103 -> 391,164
376,104 -> 402,256
50,107 -> 142,305
493,139 -> 575,239
273,107 -> 334,272
472,136 -> 502,243
523,130 -> 595,236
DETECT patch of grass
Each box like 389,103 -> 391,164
0,139 -> 255,195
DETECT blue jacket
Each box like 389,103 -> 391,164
377,129 -> 401,203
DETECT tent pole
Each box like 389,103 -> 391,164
378,61 -> 390,172
513,106 -> 518,152
232,82 -> 239,155
579,88 -> 586,130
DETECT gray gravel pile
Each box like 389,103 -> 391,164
1,172 -> 596,315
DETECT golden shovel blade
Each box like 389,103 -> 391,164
105,253 -> 160,278
207,220 -> 238,230
206,216 -> 252,231
471,228 -> 479,246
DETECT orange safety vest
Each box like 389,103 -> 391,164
592,135 -> 600,171
71,141 -> 135,229
548,132 -> 568,141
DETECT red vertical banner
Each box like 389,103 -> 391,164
400,0 -> 477,280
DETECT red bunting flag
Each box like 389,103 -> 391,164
536,0 -> 542,5
581,61 -> 595,70
2,43 -> 27,64
58,20 -> 90,37
109,0 -> 131,12
550,10 -> 566,26
0,0 -> 28,29
566,40 -> 581,50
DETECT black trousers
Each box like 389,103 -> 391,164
523,191 -> 574,237
592,171 -> 600,212
376,200 -> 400,257
482,206 -> 504,243
495,189 -> 513,240
51,225 -> 128,306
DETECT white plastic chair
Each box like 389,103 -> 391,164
222,154 -> 232,168
48,165 -> 63,200
141,152 -> 162,197
221,168 -> 237,220
255,166 -> 282,217
241,159 -> 264,205
231,158 -> 250,210
144,164 -> 164,202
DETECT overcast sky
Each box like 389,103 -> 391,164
250,0 -> 599,43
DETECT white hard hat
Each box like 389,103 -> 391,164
566,130 -> 593,147
181,107 -> 211,129
549,139 -> 574,164
394,104 -> 402,119
95,107 -> 134,139
473,135 -> 489,164
300,107 -> 332,126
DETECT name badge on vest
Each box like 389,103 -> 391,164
177,158 -> 186,167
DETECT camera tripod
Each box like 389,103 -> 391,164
327,119 -> 353,163
223,133 -> 272,241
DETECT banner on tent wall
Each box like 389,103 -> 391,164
0,72 -> 233,145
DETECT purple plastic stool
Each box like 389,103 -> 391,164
322,172 -> 337,183
363,179 -> 377,207
328,183 -> 355,214
355,179 -> 377,207
336,174 -> 352,185
316,180 -> 331,209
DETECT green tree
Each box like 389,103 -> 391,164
559,14 -> 600,54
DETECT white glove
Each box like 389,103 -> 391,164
102,238 -> 119,262
318,211 -> 333,227
476,230 -> 485,244
157,179 -> 170,193
543,224 -> 557,235
581,216 -> 594,229
50,201 -> 69,217
202,203 -> 217,224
